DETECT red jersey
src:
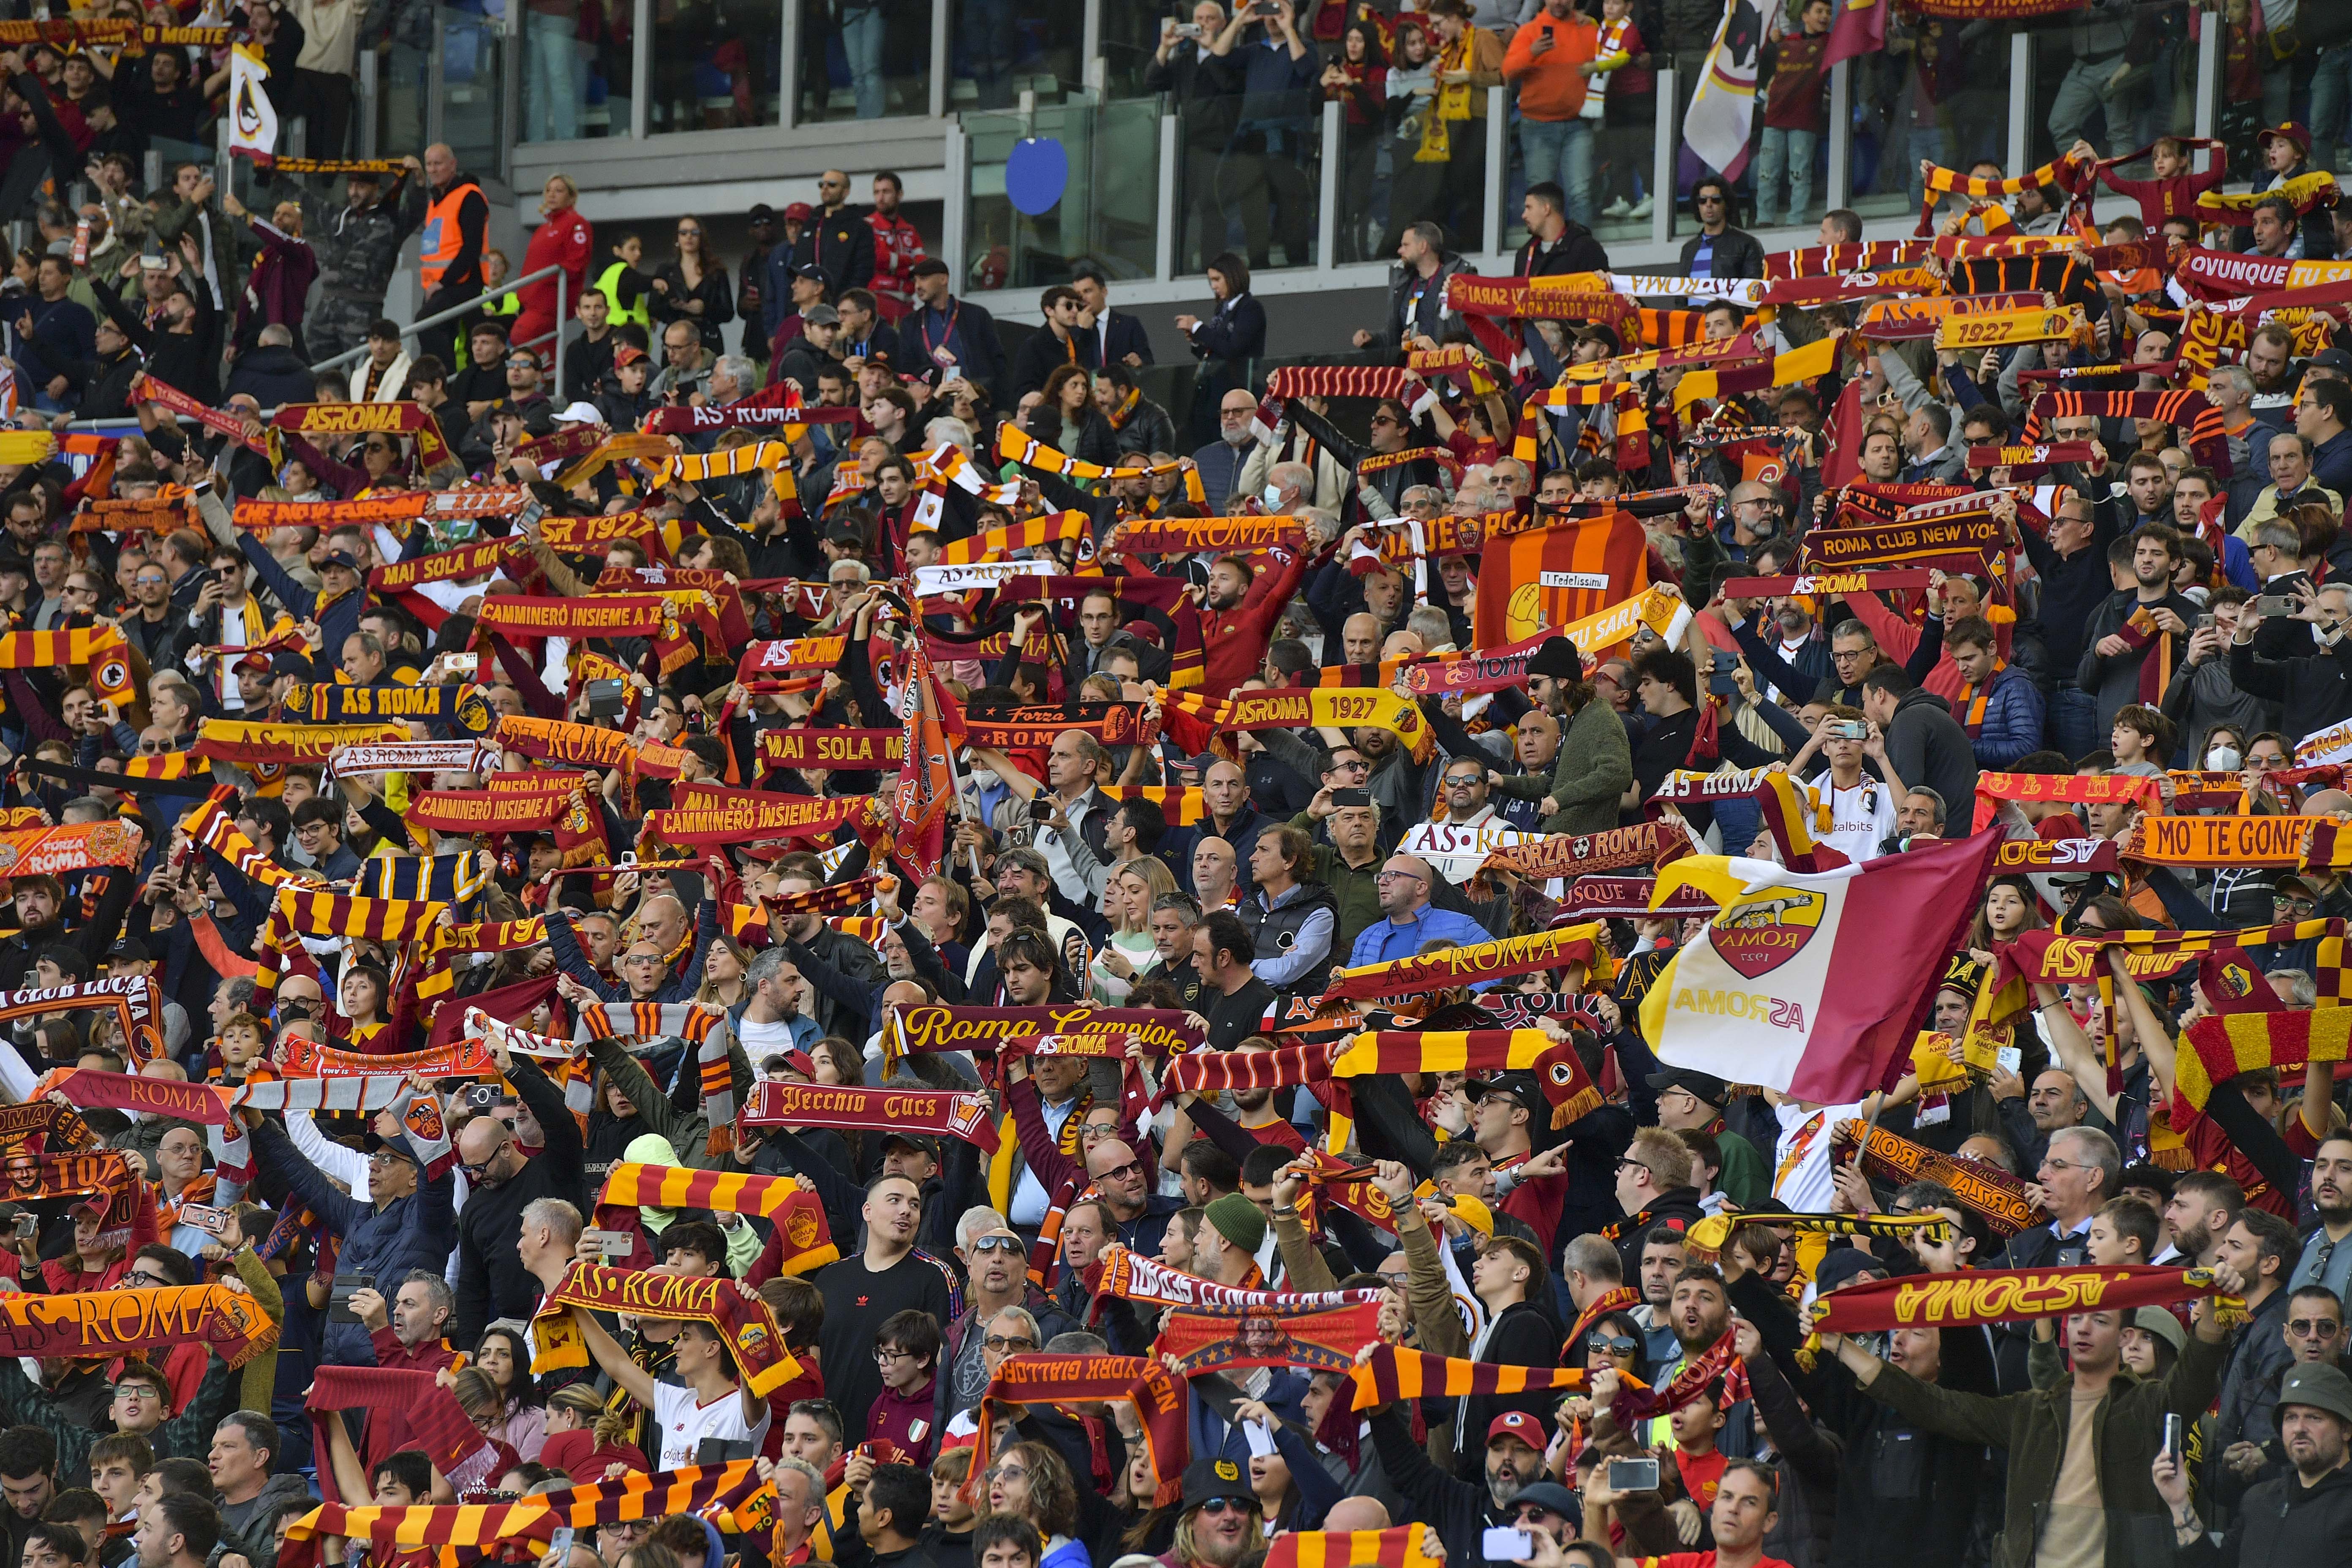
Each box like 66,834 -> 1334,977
1643,1555 -> 1795,1568
867,211 -> 927,320
1674,1448 -> 1729,1513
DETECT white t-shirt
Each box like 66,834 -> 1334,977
1821,778 -> 1898,864
651,1379 -> 772,1470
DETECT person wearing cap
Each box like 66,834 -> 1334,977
1360,1369 -> 1548,1567
776,303 -> 843,395
2158,1358 -> 2352,1563
1161,1457 -> 1263,1568
1643,1070 -> 1767,1211
2255,122 -> 2338,261
1489,635 -> 1632,836
739,203 -> 781,365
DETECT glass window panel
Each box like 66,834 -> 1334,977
799,0 -> 932,122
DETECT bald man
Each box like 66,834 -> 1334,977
1198,761 -> 1266,893
1348,853 -> 1494,966
1192,836 -> 1239,911
405,142 -> 488,370
1342,612 -> 1383,666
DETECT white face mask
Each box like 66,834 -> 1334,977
2207,746 -> 2241,771
1262,483 -> 1285,509
969,768 -> 1000,789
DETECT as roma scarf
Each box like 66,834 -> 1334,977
738,1080 -> 1000,1154
0,822 -> 139,878
0,625 -> 137,703
1265,1527 -> 1445,1568
1092,1245 -> 1381,1312
2173,1007 -> 2352,1119
756,728 -> 904,770
963,1353 -> 1189,1505
996,427 -> 1198,493
2025,389 -> 2227,471
529,1261 -> 801,1396
1,1150 -> 138,1242
368,538 -> 512,597
1812,1265 -> 2232,1334
1838,1117 -> 2046,1240
1159,686 -> 1429,762
0,976 -> 166,1068
1803,511 -> 2008,573
286,1462 -> 762,1548
1560,1285 -> 1645,1367
308,1368 -> 494,1503
962,700 -> 1161,750
1323,923 -> 1610,1002
0,1281 -> 276,1367
1348,1345 -> 1587,1410
2121,814 -> 2326,867
1105,514 -> 1308,556
269,401 -> 453,471
1330,1029 -> 1560,1078
475,594 -> 698,676
1155,1042 -> 1334,1105
1970,769 -> 2163,832
1478,821 -> 1677,880
177,788 -> 324,891
1156,1301 -> 1382,1377
134,374 -> 267,454
405,787 -> 582,837
196,719 -> 407,767
593,1163 -> 841,1274
538,511 -> 683,553
888,1002 -> 1205,1066
282,681 -> 494,736
272,887 -> 445,943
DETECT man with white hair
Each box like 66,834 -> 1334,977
706,354 -> 758,405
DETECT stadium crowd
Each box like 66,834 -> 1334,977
0,8 -> 2349,1568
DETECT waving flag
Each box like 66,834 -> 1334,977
226,45 -> 278,163
1684,0 -> 1782,180
1473,511 -> 1648,646
1822,0 -> 1884,69
1638,832 -> 2000,1103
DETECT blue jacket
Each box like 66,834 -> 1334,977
250,1114 -> 455,1369
1960,663 -> 2047,769
1348,905 -> 1495,969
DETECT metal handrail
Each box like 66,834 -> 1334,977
310,262 -> 569,395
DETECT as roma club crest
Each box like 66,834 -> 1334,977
1710,887 -> 1827,980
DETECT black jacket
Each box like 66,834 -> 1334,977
452,1054 -> 586,1345
1009,324 -> 1100,403
1190,292 -> 1266,361
1365,1403 -> 1508,1568
2186,1461 -> 2352,1568
1089,308 -> 1154,367
1679,223 -> 1766,281
2229,631 -> 2352,743
792,204 -> 877,297
1516,223 -> 1609,277
222,343 -> 316,407
1454,1297 -> 1563,1478
1881,686 -> 1979,833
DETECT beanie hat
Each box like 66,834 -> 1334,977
1204,1192 -> 1266,1256
1527,636 -> 1583,680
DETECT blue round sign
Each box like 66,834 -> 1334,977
1005,138 -> 1069,216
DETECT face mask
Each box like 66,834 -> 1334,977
2207,746 -> 2241,771
1262,484 -> 1284,509
969,768 -> 1000,789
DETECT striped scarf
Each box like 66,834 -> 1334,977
994,426 -> 1208,498
935,509 -> 1089,565
1957,660 -> 2007,737
1918,150 -> 2088,235
594,1163 -> 840,1273
1347,1345 -> 1588,1410
1841,1117 -> 2047,1239
1265,1528 -> 1445,1568
0,624 -> 138,703
285,1461 -> 764,1548
2024,388 -> 2228,472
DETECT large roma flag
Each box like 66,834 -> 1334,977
1474,512 -> 1649,647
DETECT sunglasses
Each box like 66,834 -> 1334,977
982,1334 -> 1037,1351
2289,1318 -> 2342,1336
1587,1334 -> 1639,1356
1194,1498 -> 1247,1517
969,1235 -> 1024,1254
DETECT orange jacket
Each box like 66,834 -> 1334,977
1503,12 -> 1601,122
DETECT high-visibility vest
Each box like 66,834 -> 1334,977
596,261 -> 649,328
418,180 -> 483,293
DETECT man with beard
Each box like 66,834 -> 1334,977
2246,321 -> 2303,435
2287,1133 -> 2352,1299
1363,1384 -> 1548,1568
1821,1270 -> 2242,1568
2159,1171 -> 2243,1267
811,1175 -> 956,1441
998,1029 -> 1095,1237
1628,1267 -> 1756,1460
1171,551 -> 1307,704
2077,524 -> 2200,738
450,1035 -> 588,1345
1162,1459 -> 1260,1568
2158,1362 -> 2352,1565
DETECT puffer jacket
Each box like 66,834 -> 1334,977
1965,664 -> 2048,770
249,1116 -> 455,1369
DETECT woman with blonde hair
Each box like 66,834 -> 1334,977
1091,857 -> 1175,1002
986,1441 -> 1088,1568
696,932 -> 754,1014
514,172 -> 592,355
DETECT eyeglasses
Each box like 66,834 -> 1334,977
2290,1318 -> 2343,1337
121,1269 -> 170,1288
1443,774 -> 1483,788
1375,870 -> 1424,882
874,1346 -> 915,1362
678,226 -> 701,237
1369,414 -> 1400,427
1696,194 -> 1726,205
983,1335 -> 1037,1352
1829,648 -> 1870,663
1093,1159 -> 1143,1183
133,574 -> 166,586
1194,1498 -> 1247,1517
114,1382 -> 159,1399
2040,1157 -> 2091,1174
1616,1157 -> 1650,1176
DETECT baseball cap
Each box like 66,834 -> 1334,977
2312,348 -> 2352,373
1466,1070 -> 1546,1124
613,343 -> 649,367
1179,1457 -> 1254,1511
320,550 -> 362,573
1486,1411 -> 1545,1449
1644,1067 -> 1729,1107
1813,1246 -> 1888,1293
557,401 -> 603,424
748,202 -> 776,222
2258,122 -> 2314,157
803,304 -> 841,327
1508,1481 -> 1581,1521
105,936 -> 149,964
783,201 -> 814,222
790,262 -> 828,283
882,1131 -> 941,1161
775,1049 -> 817,1081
